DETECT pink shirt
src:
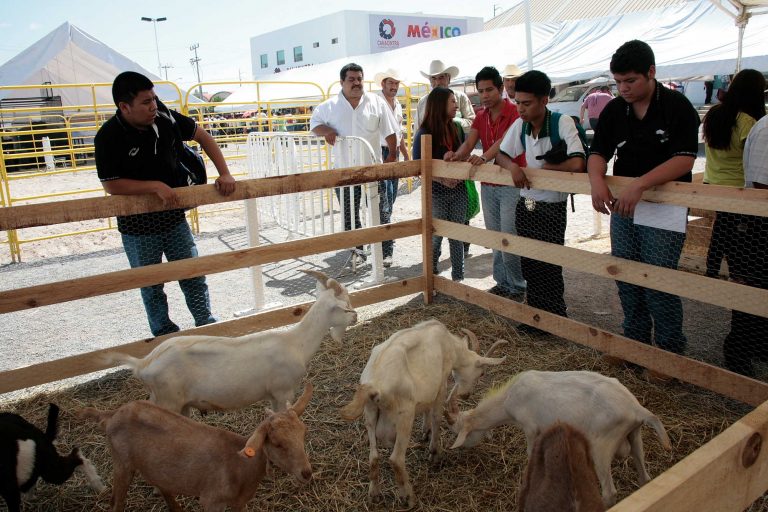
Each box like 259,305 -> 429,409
584,91 -> 613,119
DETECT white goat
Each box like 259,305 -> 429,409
79,383 -> 313,512
341,319 -> 507,508
447,370 -> 671,506
104,270 -> 356,415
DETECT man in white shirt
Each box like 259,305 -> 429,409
414,60 -> 475,131
374,68 -> 410,267
501,64 -> 523,100
310,63 -> 398,257
497,70 -> 586,325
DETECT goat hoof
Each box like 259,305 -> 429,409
397,494 -> 417,510
429,450 -> 444,465
367,491 -> 383,504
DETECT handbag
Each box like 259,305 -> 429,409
465,180 -> 480,219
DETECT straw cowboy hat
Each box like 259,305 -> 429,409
502,64 -> 523,78
420,60 -> 459,79
374,68 -> 404,83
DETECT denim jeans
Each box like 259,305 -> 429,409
481,184 -> 526,294
610,214 -> 686,353
334,185 -> 363,251
516,200 -> 567,316
122,221 -> 216,337
432,181 -> 467,281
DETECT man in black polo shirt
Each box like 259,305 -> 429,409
95,71 -> 235,337
588,40 -> 699,360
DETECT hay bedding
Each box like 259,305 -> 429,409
0,295 -> 761,511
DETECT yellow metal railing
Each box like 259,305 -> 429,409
0,79 -> 420,262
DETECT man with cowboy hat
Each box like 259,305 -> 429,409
414,59 -> 475,131
373,68 -> 410,267
501,64 -> 523,100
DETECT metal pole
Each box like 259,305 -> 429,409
524,0 -> 534,69
152,21 -> 161,76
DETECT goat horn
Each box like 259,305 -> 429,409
461,328 -> 480,352
301,269 -> 330,287
485,339 -> 509,357
291,382 -> 314,417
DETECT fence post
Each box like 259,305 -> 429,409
421,134 -> 434,304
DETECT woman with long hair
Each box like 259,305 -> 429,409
412,87 -> 468,281
702,68 -> 767,376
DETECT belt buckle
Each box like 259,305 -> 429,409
524,197 -> 536,211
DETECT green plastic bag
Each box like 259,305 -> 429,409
465,180 -> 480,219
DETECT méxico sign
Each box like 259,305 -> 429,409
369,15 -> 469,53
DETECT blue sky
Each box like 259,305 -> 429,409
0,0 -> 500,89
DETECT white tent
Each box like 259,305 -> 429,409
0,22 -> 195,107
219,0 -> 768,110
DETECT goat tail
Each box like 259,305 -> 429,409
99,351 -> 146,374
340,384 -> 378,421
644,413 -> 672,450
77,407 -> 115,433
45,403 -> 61,441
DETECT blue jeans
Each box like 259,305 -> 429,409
432,181 -> 467,281
380,146 -> 399,257
122,221 -> 216,337
610,214 -> 686,353
481,184 -> 526,294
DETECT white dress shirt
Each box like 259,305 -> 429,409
377,92 -> 404,148
310,91 -> 398,167
744,115 -> 768,188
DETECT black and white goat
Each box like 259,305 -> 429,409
0,403 -> 105,511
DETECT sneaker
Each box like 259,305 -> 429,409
383,255 -> 393,268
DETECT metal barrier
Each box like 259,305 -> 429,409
0,81 -> 185,262
240,132 -> 386,313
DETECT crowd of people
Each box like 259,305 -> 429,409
93,37 -> 766,380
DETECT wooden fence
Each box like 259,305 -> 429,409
1,135 -> 768,510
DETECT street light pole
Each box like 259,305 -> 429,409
141,16 -> 167,77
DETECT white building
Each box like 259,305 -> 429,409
250,10 -> 483,78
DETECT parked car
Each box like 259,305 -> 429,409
548,77 -> 616,129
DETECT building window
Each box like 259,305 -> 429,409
260,54 -> 268,69
293,46 -> 303,62
276,50 -> 285,66
313,41 -> 319,48
331,37 -> 338,44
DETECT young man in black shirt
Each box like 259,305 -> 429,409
95,71 -> 235,336
588,40 -> 699,359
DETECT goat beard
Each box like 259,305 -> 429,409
330,326 -> 345,342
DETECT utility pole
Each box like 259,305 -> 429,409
189,43 -> 203,99
161,64 -> 173,81
493,3 -> 502,18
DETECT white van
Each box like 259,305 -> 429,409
548,77 -> 616,130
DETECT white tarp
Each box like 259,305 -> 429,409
0,22 -> 197,106
219,0 -> 767,109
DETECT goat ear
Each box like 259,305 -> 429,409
240,423 -> 269,458
476,356 -> 506,367
290,382 -> 314,417
327,278 -> 346,298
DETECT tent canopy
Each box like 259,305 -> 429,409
0,22 -> 198,106
217,0 -> 768,110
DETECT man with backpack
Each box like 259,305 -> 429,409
95,71 -> 236,337
496,71 -> 587,328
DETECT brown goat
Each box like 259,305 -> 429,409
79,383 -> 313,512
519,423 -> 605,512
